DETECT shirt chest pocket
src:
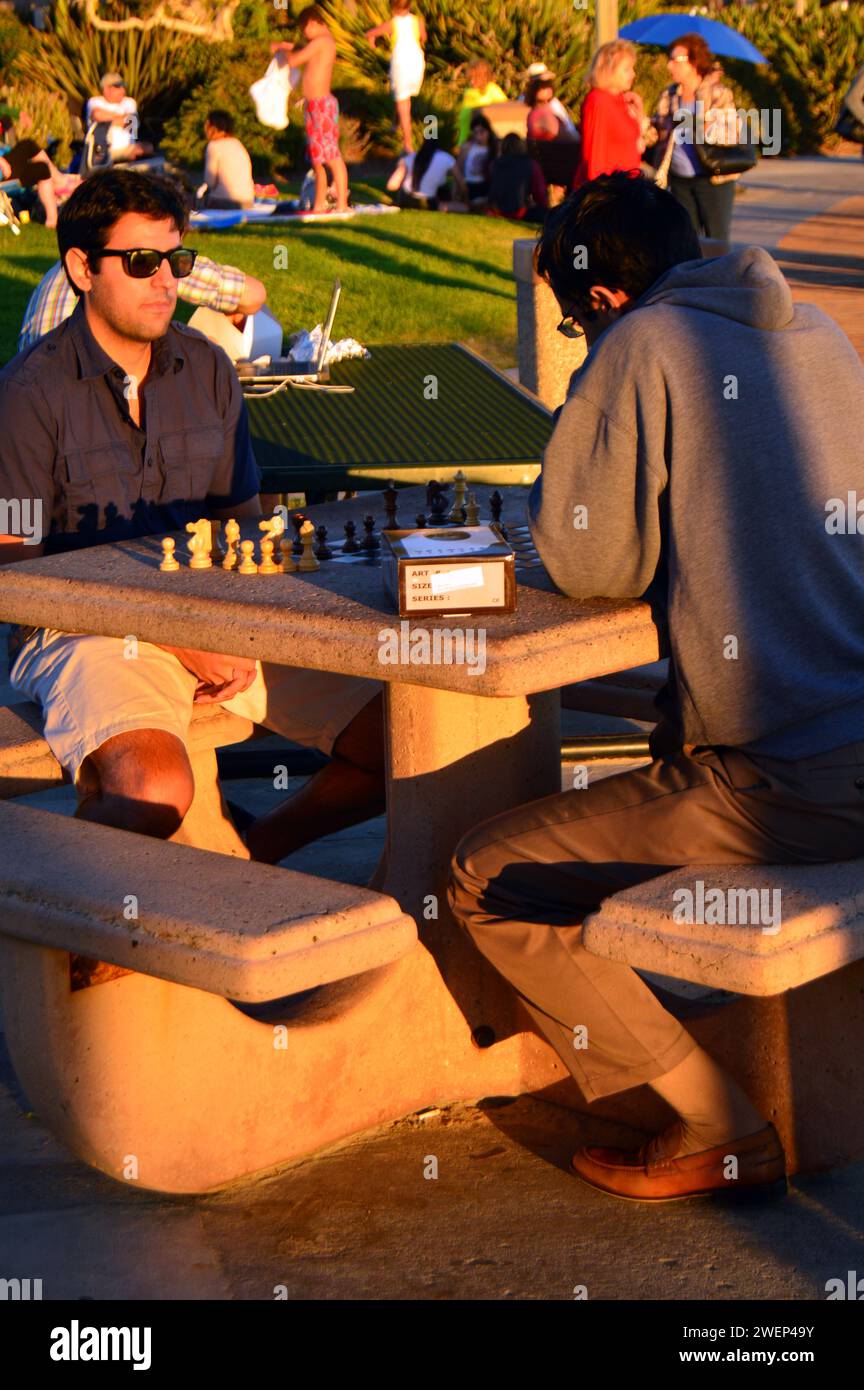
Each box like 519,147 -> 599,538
159,427 -> 224,503
62,440 -> 140,533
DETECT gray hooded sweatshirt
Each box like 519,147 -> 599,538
529,245 -> 864,755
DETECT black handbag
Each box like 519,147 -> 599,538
835,105 -> 864,144
694,138 -> 757,177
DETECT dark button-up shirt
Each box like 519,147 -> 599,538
0,298 -> 260,555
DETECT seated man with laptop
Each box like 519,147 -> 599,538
0,169 -> 384,858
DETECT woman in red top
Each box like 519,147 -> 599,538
574,39 -> 644,188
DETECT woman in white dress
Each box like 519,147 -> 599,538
366,1 -> 427,153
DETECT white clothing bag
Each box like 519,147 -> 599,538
249,56 -> 302,130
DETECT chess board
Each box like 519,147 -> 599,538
296,521 -> 542,573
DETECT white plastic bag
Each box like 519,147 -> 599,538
249,57 -> 300,130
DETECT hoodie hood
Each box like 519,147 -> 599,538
637,245 -> 794,332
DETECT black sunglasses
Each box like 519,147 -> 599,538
90,247 -> 198,279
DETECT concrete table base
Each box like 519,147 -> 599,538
0,934 -> 576,1194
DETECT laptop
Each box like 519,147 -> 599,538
236,279 -> 342,386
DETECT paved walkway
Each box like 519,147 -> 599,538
2,158 -> 863,1301
732,153 -> 864,358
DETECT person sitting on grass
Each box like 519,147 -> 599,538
202,109 -> 255,210
386,137 -> 455,209
457,58 -> 507,145
444,113 -> 498,213
525,73 -> 578,143
486,133 -> 547,223
271,6 -> 350,214
449,171 -> 864,1204
85,72 -> 153,163
0,111 -> 81,230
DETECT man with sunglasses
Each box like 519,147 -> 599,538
0,169 -> 383,854
450,172 -> 864,1202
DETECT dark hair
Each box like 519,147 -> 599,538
412,136 -> 441,188
500,132 -> 525,158
206,109 -> 234,134
297,4 -> 327,26
57,168 -> 188,296
670,31 -> 714,78
535,172 -> 701,308
468,112 -> 499,161
525,75 -> 554,108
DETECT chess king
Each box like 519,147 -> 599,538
0,167 -> 385,857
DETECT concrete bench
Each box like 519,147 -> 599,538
0,800 -> 429,1192
582,862 -> 864,1173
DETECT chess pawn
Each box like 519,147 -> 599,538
291,512 -> 306,557
415,513 -> 427,530
160,537 -> 180,571
222,518 -> 240,570
449,469 -> 467,523
258,538 -> 280,574
465,492 -> 480,527
186,519 -> 212,568
280,537 -> 297,572
343,520 -> 360,553
314,524 -> 333,560
361,514 -> 380,551
297,519 -> 319,572
237,540 -> 258,574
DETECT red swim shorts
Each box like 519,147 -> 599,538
304,96 -> 341,165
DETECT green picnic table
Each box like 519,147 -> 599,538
246,342 -> 554,495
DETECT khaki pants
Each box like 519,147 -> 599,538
449,739 -> 864,1101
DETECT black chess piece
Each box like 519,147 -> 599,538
342,519 -> 360,553
361,514 -> 381,551
426,481 -> 449,526
489,489 -> 508,539
314,524 -> 333,560
291,512 -> 305,557
415,513 -> 427,529
382,480 -> 399,530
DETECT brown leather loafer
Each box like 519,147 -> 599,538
571,1122 -> 787,1202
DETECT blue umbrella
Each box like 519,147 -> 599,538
620,13 -> 769,65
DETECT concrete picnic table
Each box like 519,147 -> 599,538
0,483 -> 661,1049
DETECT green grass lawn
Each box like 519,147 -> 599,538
0,202 -> 533,369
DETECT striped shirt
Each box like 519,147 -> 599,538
17,254 -> 247,352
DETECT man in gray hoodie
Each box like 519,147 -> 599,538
450,173 -> 864,1202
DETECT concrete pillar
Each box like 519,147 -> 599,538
383,680 -> 563,1072
595,0 -> 618,48
513,238 -> 587,411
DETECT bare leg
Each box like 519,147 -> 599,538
395,96 -> 413,152
329,154 -> 350,212
245,693 -> 385,865
30,151 -> 58,228
311,160 -> 329,212
76,728 -> 195,839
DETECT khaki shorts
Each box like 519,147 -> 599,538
10,629 -> 380,783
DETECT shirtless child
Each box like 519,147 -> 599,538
272,6 -> 349,213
